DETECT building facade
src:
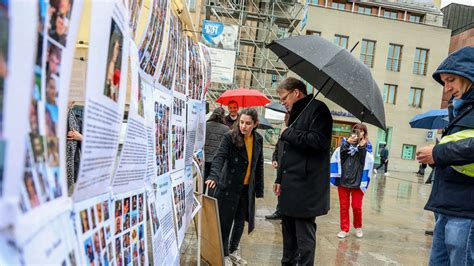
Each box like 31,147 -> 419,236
303,0 -> 451,171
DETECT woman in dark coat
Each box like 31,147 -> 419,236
205,108 -> 264,265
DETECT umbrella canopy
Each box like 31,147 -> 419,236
216,88 -> 271,107
409,109 -> 449,129
258,115 -> 274,130
267,35 -> 386,129
265,102 -> 287,113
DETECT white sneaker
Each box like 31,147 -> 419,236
355,228 -> 364,238
373,169 -> 377,175
224,256 -> 233,266
337,231 -> 349,238
229,251 -> 247,265
384,172 -> 390,176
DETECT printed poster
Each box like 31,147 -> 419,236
183,166 -> 194,231
170,93 -> 186,172
75,1 -> 129,201
143,78 -> 157,183
155,14 -> 178,90
113,189 -> 148,266
170,169 -> 186,247
173,24 -> 187,97
187,38 -> 204,100
154,88 -> 171,177
112,43 -> 147,194
0,0 -> 37,228
147,174 -> 178,265
128,0 -> 144,39
73,193 -> 114,266
137,0 -> 169,82
18,0 -> 83,239
20,211 -> 80,265
185,100 -> 199,165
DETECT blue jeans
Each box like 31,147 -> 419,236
430,214 -> 474,265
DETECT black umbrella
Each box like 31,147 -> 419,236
265,102 -> 287,113
258,115 -> 274,130
267,35 -> 386,129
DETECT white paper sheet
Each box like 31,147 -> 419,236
153,87 -> 172,177
75,1 -> 129,202
112,42 -> 147,194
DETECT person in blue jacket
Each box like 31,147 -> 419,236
416,46 -> 474,265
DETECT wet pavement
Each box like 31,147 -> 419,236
182,147 -> 435,265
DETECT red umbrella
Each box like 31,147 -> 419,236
216,88 -> 271,107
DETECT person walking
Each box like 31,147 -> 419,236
416,46 -> 474,265
205,108 -> 264,265
374,144 -> 389,176
273,77 -> 333,265
330,123 -> 374,239
203,107 -> 229,191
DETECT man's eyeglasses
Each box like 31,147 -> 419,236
280,90 -> 294,102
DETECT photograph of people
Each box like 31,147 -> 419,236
103,200 -> 110,221
123,197 -> 130,214
24,171 -> 40,209
96,202 -> 103,223
46,137 -> 59,167
48,9 -> 68,46
90,206 -> 96,229
0,2 -> 7,136
205,108 -> 264,265
46,42 -> 62,77
84,237 -> 95,266
115,236 -> 122,266
30,133 -> 45,163
45,75 -> 59,132
115,216 -> 122,235
80,209 -> 90,233
115,199 -> 122,217
137,77 -> 144,118
100,227 -> 106,249
103,19 -> 123,102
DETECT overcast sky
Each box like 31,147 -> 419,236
441,0 -> 474,8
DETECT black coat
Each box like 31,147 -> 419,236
425,95 -> 474,219
276,95 -> 333,218
207,131 -> 264,233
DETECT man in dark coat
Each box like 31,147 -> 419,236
274,77 -> 333,265
416,46 -> 474,265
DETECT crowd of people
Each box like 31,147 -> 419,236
203,46 -> 474,265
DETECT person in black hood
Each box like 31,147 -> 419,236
416,46 -> 474,265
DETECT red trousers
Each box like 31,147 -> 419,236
337,186 -> 364,232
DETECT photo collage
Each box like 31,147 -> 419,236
128,0 -> 143,38
172,182 -> 185,230
103,18 -> 124,103
156,14 -> 178,90
21,0 -> 75,213
173,21 -> 186,95
172,97 -> 185,117
199,44 -> 212,94
114,192 -> 146,266
137,75 -> 145,118
0,0 -> 8,195
138,0 -> 169,78
171,125 -> 184,170
77,198 -> 114,266
154,101 -> 170,176
187,39 -> 204,100
147,193 -> 160,235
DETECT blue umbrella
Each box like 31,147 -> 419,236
409,109 -> 449,129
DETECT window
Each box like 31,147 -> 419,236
331,2 -> 345,10
334,34 -> 349,49
409,14 -> 422,23
383,84 -> 397,104
306,30 -> 321,36
383,10 -> 397,19
401,144 -> 416,160
357,5 -> 372,15
413,48 -> 429,75
277,27 -> 289,39
408,87 -> 424,108
386,44 -> 402,72
360,39 -> 376,68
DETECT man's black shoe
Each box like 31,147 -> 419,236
424,230 -> 433,236
265,211 -> 282,220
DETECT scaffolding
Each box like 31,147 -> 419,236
204,0 -> 306,107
